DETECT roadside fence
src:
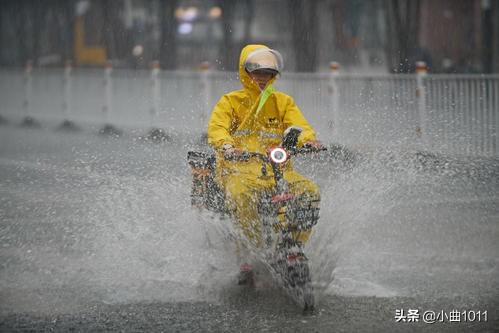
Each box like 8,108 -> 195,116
0,61 -> 497,157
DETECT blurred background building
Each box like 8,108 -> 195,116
0,0 -> 498,73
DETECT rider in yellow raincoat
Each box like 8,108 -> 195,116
207,44 -> 323,253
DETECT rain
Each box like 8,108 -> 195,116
0,0 -> 498,332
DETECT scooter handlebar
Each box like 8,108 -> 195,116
224,145 -> 326,162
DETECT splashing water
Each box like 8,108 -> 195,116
1,126 -> 498,316
306,147 -> 499,301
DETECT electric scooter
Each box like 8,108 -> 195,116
187,127 -> 325,312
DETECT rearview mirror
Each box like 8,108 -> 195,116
282,126 -> 302,150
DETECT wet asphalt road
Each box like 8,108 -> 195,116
1,295 -> 497,332
0,125 -> 498,332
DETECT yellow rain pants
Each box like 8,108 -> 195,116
223,170 -> 320,247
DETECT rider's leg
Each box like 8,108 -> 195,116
224,173 -> 273,284
223,173 -> 273,248
283,171 -> 321,245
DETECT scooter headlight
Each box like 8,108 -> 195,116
269,147 -> 288,164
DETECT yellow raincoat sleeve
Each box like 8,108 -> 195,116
207,95 -> 236,149
282,96 -> 317,146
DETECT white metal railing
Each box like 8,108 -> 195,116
0,65 -> 498,157
279,71 -> 499,157
424,75 -> 499,156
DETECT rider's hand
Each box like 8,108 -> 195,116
222,144 -> 244,159
303,140 -> 325,150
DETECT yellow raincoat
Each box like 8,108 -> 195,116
207,44 -> 320,246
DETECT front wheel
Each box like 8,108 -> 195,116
290,258 -> 315,313
302,282 -> 315,314
275,248 -> 315,312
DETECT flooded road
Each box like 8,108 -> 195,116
1,125 -> 497,332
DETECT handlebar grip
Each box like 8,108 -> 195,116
224,151 -> 252,161
297,145 -> 328,154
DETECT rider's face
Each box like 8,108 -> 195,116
249,70 -> 275,90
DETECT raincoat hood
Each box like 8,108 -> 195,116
239,44 -> 278,96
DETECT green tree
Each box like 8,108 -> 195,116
384,0 -> 422,73
159,0 -> 178,70
289,0 -> 318,72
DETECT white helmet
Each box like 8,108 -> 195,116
244,48 -> 284,75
